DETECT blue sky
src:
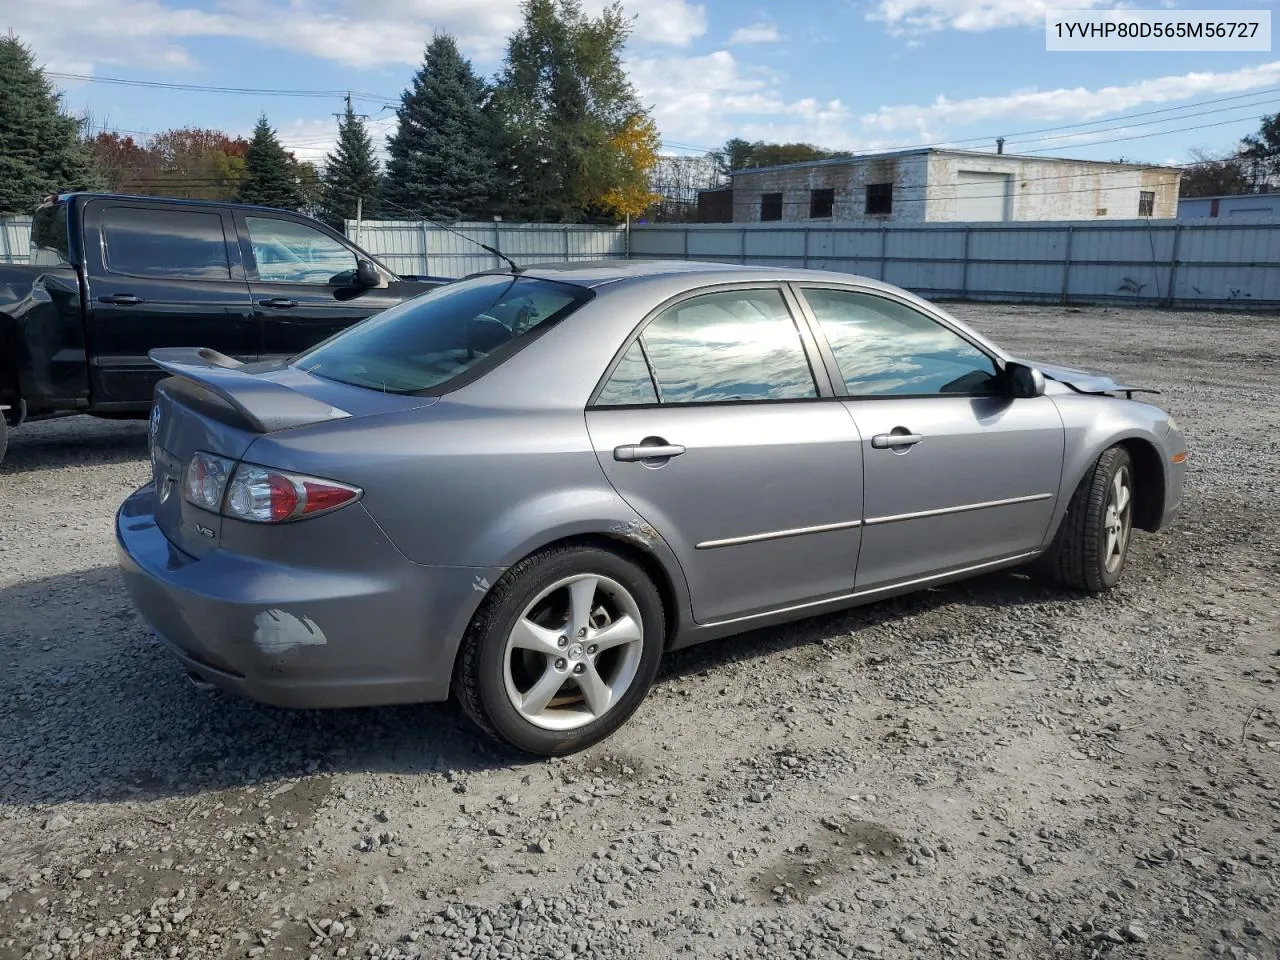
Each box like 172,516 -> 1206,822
7,0 -> 1278,165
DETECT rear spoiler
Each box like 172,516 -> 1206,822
149,347 -> 351,434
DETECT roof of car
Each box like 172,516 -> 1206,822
512,259 -> 888,290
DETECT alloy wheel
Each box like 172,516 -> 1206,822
502,574 -> 645,731
1102,465 -> 1132,574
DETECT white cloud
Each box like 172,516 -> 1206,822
620,0 -> 707,46
632,51 -> 1280,158
728,22 -> 781,44
6,0 -> 707,77
870,0 -> 1114,33
860,61 -> 1280,131
7,0 -> 239,73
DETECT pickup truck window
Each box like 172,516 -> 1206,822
102,206 -> 232,280
30,204 -> 70,265
245,217 -> 357,285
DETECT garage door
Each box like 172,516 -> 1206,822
954,171 -> 1011,221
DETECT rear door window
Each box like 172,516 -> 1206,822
601,288 -> 817,405
100,206 -> 232,280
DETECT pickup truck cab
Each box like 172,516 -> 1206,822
0,193 -> 447,464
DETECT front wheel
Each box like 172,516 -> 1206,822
455,545 -> 665,755
1037,445 -> 1134,592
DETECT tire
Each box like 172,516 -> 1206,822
1037,445 -> 1134,593
0,415 -> 8,468
454,544 -> 665,756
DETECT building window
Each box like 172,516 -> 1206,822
760,193 -> 783,221
866,182 -> 893,216
809,188 -> 835,219
1138,191 -> 1155,217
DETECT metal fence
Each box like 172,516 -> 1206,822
354,217 -> 1280,308
627,219 -> 1280,308
6,212 -> 1280,307
0,217 -> 32,263
346,219 -> 628,277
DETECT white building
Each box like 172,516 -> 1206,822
1177,193 -> 1280,219
727,148 -> 1181,224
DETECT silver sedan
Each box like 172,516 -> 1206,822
116,262 -> 1187,755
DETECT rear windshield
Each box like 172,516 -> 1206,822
294,274 -> 591,394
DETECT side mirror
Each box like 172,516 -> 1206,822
1006,362 -> 1046,399
355,259 -> 381,288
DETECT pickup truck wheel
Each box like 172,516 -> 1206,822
1037,445 -> 1133,593
454,545 -> 665,756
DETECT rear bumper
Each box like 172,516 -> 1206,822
115,483 -> 500,709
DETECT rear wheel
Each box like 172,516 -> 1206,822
1038,445 -> 1134,592
455,545 -> 664,755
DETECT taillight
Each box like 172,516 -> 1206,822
183,452 -> 235,512
182,452 -> 361,523
223,464 -> 360,523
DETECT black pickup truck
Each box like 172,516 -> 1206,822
0,193 -> 447,464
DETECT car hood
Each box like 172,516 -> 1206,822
1011,357 -> 1158,397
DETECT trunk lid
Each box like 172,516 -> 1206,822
147,348 -> 436,557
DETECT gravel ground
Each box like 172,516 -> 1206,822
1,303 -> 1277,960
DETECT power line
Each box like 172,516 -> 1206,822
48,71 -> 392,104
874,86 -> 1280,153
58,70 -> 1279,163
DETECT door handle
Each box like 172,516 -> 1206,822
98,294 -> 144,306
871,432 -> 924,449
258,298 -> 299,309
614,442 -> 686,462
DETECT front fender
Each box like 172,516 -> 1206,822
1045,394 -> 1178,544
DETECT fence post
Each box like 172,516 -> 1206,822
740,228 -> 747,265
421,221 -> 432,278
682,227 -> 690,261
1060,225 -> 1074,306
1166,223 -> 1182,307
802,228 -> 810,269
878,224 -> 888,281
563,226 -> 571,263
960,226 -> 971,298
493,222 -> 503,271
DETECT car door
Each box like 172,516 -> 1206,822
236,213 -> 408,360
81,200 -> 255,404
585,285 -> 864,625
793,285 -> 1065,592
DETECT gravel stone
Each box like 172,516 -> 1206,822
1,305 -> 1277,960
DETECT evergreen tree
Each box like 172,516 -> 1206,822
320,101 -> 381,228
493,0 -> 652,222
383,35 -> 499,221
237,116 -> 304,210
0,35 -> 102,215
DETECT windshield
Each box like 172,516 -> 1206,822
294,274 -> 591,394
